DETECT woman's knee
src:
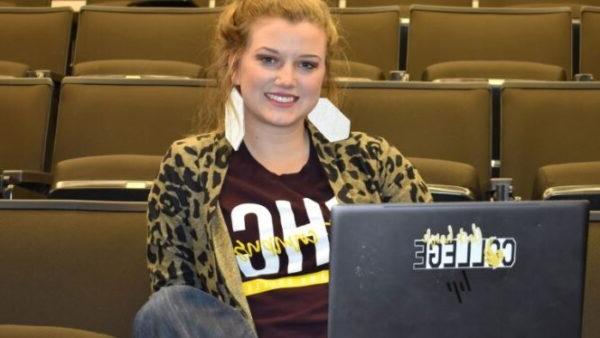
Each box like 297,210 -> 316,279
133,285 -> 256,338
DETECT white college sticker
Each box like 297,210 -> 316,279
413,224 -> 517,270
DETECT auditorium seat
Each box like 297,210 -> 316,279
407,6 -> 572,81
580,6 -> 600,80
86,0 -> 216,7
500,81 -> 600,200
343,0 -> 472,17
0,0 -> 51,6
0,78 -> 54,174
533,161 -> 600,209
0,325 -> 113,338
338,80 -> 491,199
422,60 -> 567,81
329,6 -> 400,79
72,6 -> 222,77
49,76 -> 210,199
584,211 -> 600,338
50,154 -> 162,201
409,157 -> 479,201
2,76 -> 213,200
0,199 -> 148,338
0,61 -> 29,77
0,7 -> 73,77
479,0 -> 600,18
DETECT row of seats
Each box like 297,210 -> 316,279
5,0 -> 600,17
1,77 -> 599,202
0,199 -> 598,338
2,5 -> 600,81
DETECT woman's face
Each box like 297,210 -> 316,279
232,17 -> 327,133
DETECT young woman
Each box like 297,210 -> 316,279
135,0 -> 431,337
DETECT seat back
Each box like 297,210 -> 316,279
580,6 -> 600,80
0,200 -> 149,338
0,78 -> 54,172
52,77 -> 214,167
73,6 -> 221,75
0,0 -> 51,6
330,6 -> 400,76
338,80 -> 491,195
344,0 -> 472,17
86,0 -> 223,7
500,81 -> 600,199
480,0 -> 600,18
584,211 -> 600,338
0,7 -> 73,75
407,6 -> 572,81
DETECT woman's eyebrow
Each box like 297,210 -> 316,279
256,47 -> 322,60
256,47 -> 280,54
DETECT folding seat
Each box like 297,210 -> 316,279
480,0 -> 600,18
338,80 -> 492,200
407,6 -> 572,81
500,81 -> 600,200
0,78 -> 54,174
86,0 -> 215,6
584,211 -> 600,338
0,325 -> 113,338
0,199 -> 148,338
0,7 -> 73,77
580,6 -> 600,80
2,76 -> 213,200
533,161 -> 600,209
343,0 -> 472,17
0,0 -> 51,6
329,6 -> 401,80
72,6 -> 222,77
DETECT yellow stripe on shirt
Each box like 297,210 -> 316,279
242,269 -> 330,296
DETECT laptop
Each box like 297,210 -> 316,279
328,201 -> 588,338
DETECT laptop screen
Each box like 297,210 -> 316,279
328,201 -> 588,338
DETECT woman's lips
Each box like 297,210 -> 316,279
265,92 -> 299,107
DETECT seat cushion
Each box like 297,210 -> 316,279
422,60 -> 567,81
0,60 -> 30,77
72,59 -> 204,78
0,325 -> 114,338
51,154 -> 163,200
53,154 -> 162,182
409,157 -> 480,199
331,59 -> 385,80
533,161 -> 600,199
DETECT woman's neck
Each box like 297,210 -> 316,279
243,121 -> 310,175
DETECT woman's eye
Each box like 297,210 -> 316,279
257,55 -> 277,65
299,61 -> 318,71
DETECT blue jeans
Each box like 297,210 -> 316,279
133,285 -> 257,338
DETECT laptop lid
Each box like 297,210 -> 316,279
328,201 -> 588,338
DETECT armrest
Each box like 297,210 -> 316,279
574,73 -> 594,81
1,170 -> 53,199
25,69 -> 64,83
389,70 -> 409,81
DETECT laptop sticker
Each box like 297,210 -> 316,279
413,223 -> 517,270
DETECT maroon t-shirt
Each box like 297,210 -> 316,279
220,141 -> 335,338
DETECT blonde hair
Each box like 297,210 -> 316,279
196,0 -> 343,133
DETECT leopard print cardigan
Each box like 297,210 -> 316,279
146,122 -> 432,328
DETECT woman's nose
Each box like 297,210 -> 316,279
274,63 -> 296,87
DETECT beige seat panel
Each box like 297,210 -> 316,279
407,6 -> 572,81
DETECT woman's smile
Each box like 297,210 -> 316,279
264,92 -> 299,107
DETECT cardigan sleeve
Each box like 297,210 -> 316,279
146,143 -> 202,292
375,136 -> 433,203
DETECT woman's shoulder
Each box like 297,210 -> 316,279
161,131 -> 228,169
167,131 -> 226,156
331,130 -> 397,162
